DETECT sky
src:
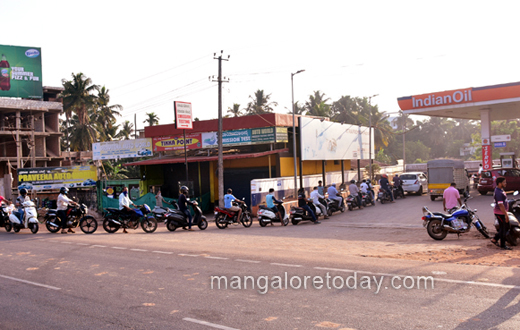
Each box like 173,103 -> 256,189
3,0 -> 520,130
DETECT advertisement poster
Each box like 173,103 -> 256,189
202,129 -> 251,148
0,44 -> 43,99
174,101 -> 193,129
276,127 -> 289,142
152,133 -> 202,152
92,138 -> 152,160
17,166 -> 98,191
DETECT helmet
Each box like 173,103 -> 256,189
350,180 -> 355,184
180,186 -> 189,194
382,174 -> 388,178
19,188 -> 27,196
60,187 -> 69,195
332,183 -> 336,187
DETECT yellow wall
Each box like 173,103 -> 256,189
224,154 -> 277,168
279,156 -> 351,177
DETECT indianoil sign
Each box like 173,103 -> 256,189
398,88 -> 473,110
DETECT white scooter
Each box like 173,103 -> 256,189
257,200 -> 289,226
8,200 -> 39,234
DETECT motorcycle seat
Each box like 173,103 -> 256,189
105,207 -> 122,213
433,212 -> 453,218
259,205 -> 270,210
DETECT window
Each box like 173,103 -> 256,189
481,171 -> 492,178
401,174 -> 417,180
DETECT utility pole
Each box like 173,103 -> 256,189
212,51 -> 230,207
134,113 -> 137,139
291,70 -> 304,198
402,110 -> 406,172
368,94 -> 378,181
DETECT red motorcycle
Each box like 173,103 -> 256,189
214,200 -> 253,229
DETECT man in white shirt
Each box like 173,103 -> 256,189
310,187 -> 329,219
360,179 -> 373,203
57,187 -> 78,234
119,187 -> 137,233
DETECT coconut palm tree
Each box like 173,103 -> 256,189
144,112 -> 160,126
245,90 -> 278,115
96,86 -> 122,129
68,110 -> 99,151
227,103 -> 243,117
305,91 -> 331,117
60,73 -> 99,126
331,95 -> 361,124
358,100 -> 394,151
117,120 -> 134,140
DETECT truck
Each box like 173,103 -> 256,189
426,159 -> 470,201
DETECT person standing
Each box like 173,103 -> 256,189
491,177 -> 512,250
317,181 -> 325,196
224,188 -> 245,222
298,188 -> 320,224
57,187 -> 78,234
178,186 -> 195,231
442,183 -> 462,212
119,186 -> 137,233
349,180 -> 362,208
310,186 -> 329,219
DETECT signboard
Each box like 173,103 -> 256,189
299,117 -> 373,161
17,166 -> 97,191
174,101 -> 193,129
152,133 -> 202,152
494,142 -> 506,148
482,145 -> 492,170
92,138 -> 152,160
276,127 -> 288,143
491,135 -> 511,143
0,44 -> 43,99
202,129 -> 251,148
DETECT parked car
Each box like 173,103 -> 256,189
400,172 -> 428,195
83,179 -> 96,186
477,168 -> 520,195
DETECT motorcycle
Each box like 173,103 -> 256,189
393,186 -> 405,199
422,196 -> 490,240
326,196 -> 345,215
152,204 -> 178,222
214,199 -> 253,229
166,201 -> 208,231
361,192 -> 375,206
103,204 -> 158,233
44,202 -> 98,234
492,191 -> 520,246
346,194 -> 363,211
0,203 -> 10,231
7,200 -> 39,234
290,200 -> 324,225
257,200 -> 289,227
377,188 -> 393,204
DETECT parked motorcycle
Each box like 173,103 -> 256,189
103,204 -> 157,233
44,202 -> 97,234
166,201 -> 208,231
326,197 -> 345,215
214,199 -> 253,229
377,189 -> 393,204
7,200 -> 39,234
290,200 -> 323,225
422,196 -> 490,240
257,200 -> 289,226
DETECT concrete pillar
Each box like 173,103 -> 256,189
480,109 -> 492,170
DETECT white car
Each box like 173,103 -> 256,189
400,172 -> 428,195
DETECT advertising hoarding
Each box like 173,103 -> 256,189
299,117 -> 374,161
92,138 -> 152,160
152,133 -> 202,152
174,101 -> 193,129
17,166 -> 98,191
202,129 -> 251,148
0,44 -> 43,99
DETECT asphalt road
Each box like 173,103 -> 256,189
1,191 -> 519,330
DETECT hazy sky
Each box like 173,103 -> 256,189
3,0 -> 520,128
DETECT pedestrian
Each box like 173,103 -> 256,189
491,177 -> 512,250
317,181 -> 325,196
298,188 -> 320,224
442,183 -> 462,212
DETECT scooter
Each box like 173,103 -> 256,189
290,200 -> 323,225
346,195 -> 363,211
214,199 -> 253,229
257,200 -> 289,226
166,201 -> 208,231
393,186 -> 405,199
152,203 -> 178,221
0,203 -> 10,231
492,191 -> 520,246
326,196 -> 345,214
361,192 -> 375,206
7,200 -> 39,234
378,188 -> 393,204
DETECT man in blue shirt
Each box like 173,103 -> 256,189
224,188 -> 244,222
266,188 -> 283,224
327,183 -> 343,207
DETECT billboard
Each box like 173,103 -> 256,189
92,138 -> 153,160
299,117 -> 374,161
174,101 -> 193,129
17,166 -> 97,191
0,44 -> 43,99
202,129 -> 252,148
152,133 -> 202,152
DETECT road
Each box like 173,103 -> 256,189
1,191 -> 519,329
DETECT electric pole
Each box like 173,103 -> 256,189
211,51 -> 229,207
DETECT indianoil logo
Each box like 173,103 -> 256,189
412,89 -> 472,108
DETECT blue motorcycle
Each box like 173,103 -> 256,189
422,196 -> 490,240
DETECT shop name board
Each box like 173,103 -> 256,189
153,134 -> 202,152
17,166 -> 98,191
92,138 -> 152,160
201,127 -> 288,148
412,89 -> 472,108
174,101 -> 193,130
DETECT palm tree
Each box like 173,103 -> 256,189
391,111 -> 415,131
68,110 -> 99,151
144,112 -> 160,126
358,101 -> 394,151
60,73 -> 99,126
305,91 -> 331,117
245,90 -> 278,115
227,103 -> 243,117
117,120 -> 134,140
96,86 -> 122,130
331,95 -> 361,124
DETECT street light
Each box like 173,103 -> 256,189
368,94 -> 378,181
292,69 -> 305,198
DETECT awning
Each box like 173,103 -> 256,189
123,148 -> 289,166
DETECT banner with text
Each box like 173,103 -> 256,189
0,44 -> 43,99
17,166 -> 98,191
93,138 -> 153,160
152,133 -> 202,152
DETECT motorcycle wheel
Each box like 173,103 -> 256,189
282,217 -> 289,226
5,222 -> 12,232
141,217 -> 158,233
362,201 -> 367,207
215,216 -> 228,229
166,221 -> 177,231
103,218 -> 120,233
327,208 -> 333,216
241,213 -> 253,228
198,219 -> 208,230
79,216 -> 98,234
45,216 -> 60,233
29,223 -> 39,234
380,198 -> 385,204
348,204 -> 353,211
258,218 -> 267,227
427,220 -> 447,240
13,226 -> 20,233
291,218 -> 300,225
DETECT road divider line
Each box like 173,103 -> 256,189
0,274 -> 61,291
152,251 -> 173,255
271,263 -> 302,268
111,247 -> 127,250
313,267 -> 520,290
178,254 -> 199,257
90,245 -> 106,248
130,249 -> 148,252
235,259 -> 261,264
76,243 -> 89,246
205,256 -> 228,260
183,317 -> 240,330
61,242 -> 72,244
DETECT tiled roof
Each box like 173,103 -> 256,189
0,98 -> 62,111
